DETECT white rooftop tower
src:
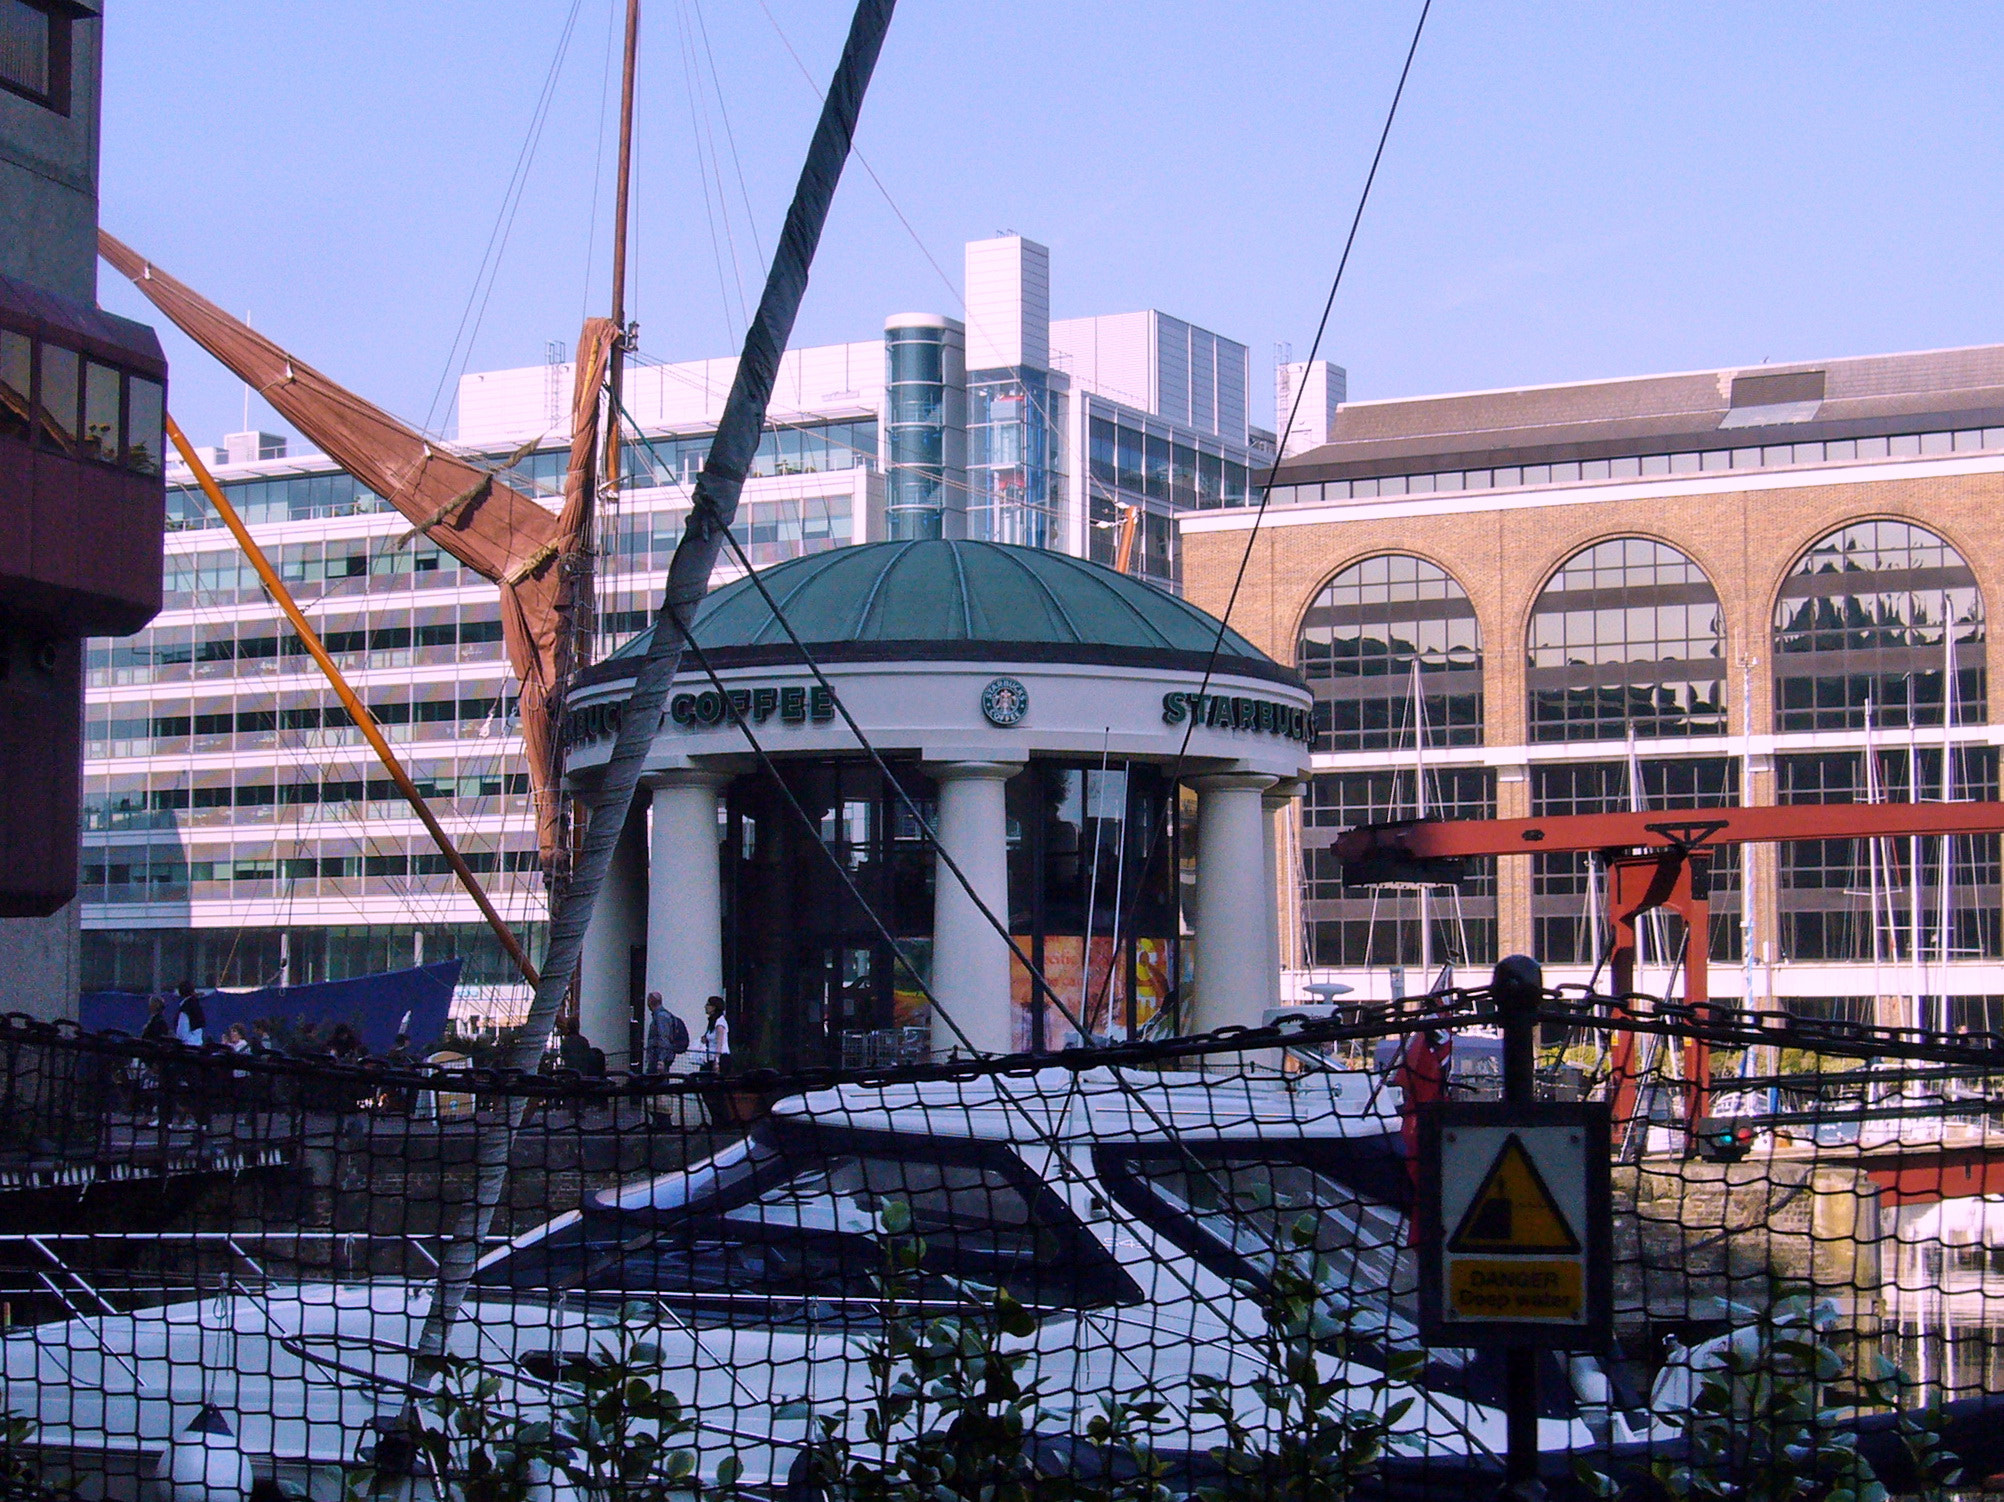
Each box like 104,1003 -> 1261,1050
963,235 -> 1050,371
1275,360 -> 1347,456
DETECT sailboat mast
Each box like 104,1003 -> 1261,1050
1938,619 -> 1958,1027
605,0 -> 641,506
1409,659 -> 1430,977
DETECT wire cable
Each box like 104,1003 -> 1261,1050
421,0 -> 589,438
1102,0 -> 1434,1004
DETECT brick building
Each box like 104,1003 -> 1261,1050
1181,346 -> 2004,1028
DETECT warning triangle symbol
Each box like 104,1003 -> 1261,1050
1447,1133 -> 1581,1254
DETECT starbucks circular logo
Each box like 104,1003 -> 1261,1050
981,676 -> 1030,727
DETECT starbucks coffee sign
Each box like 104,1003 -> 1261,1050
1162,688 -> 1314,745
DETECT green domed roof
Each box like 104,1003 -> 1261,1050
592,540 -> 1291,682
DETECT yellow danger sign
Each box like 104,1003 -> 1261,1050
1448,1258 -> 1584,1321
1419,1104 -> 1610,1347
1447,1133 -> 1581,1255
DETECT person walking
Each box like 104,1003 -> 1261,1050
696,995 -> 732,1126
643,992 -> 688,1075
173,984 -> 206,1047
134,995 -> 171,1121
696,996 -> 730,1073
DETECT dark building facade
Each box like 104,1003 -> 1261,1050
1,0 -> 164,1008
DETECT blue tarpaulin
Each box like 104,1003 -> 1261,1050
80,960 -> 462,1055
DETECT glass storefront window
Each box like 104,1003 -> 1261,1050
1222,458 -> 1248,506
1197,450 -> 1223,508
82,359 -> 120,462
724,760 -> 937,1072
1115,424 -> 1145,492
1089,415 -> 1116,484
1003,762 -> 1178,1051
0,327 -> 28,440
1171,442 -> 1198,507
1527,538 -> 1725,741
1772,519 -> 1986,731
125,374 -> 164,475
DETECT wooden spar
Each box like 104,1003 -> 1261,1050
166,415 -> 541,989
1112,499 -> 1140,575
603,0 -> 640,502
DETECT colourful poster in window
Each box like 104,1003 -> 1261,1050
1133,936 -> 1170,1035
1010,938 -> 1039,1053
891,939 -> 932,1030
1036,936 -> 1123,1044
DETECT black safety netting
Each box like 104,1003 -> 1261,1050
3,988 -> 2003,1502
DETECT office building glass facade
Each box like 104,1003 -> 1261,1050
1777,747 -> 2002,962
1773,519 -> 1986,732
1296,555 -> 1482,753
1529,759 -> 1741,965
1527,538 -> 1726,741
1300,768 -> 1497,969
885,325 -> 952,539
968,368 -> 1063,551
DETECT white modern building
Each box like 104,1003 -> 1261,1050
79,236 -> 1273,1035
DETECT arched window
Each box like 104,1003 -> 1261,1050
1296,555 -> 1482,753
1527,539 -> 1725,742
1772,520 -> 1986,731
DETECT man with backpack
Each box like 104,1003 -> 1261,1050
643,992 -> 689,1075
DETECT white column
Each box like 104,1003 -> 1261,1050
646,769 -> 731,1036
1262,781 -> 1302,991
578,799 -> 647,1071
924,760 -> 1022,1057
1188,772 -> 1279,1034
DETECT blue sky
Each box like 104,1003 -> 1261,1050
99,2 -> 2004,450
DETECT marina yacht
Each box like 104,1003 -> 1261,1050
5,1066 -> 1993,1499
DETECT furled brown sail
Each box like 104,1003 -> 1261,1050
98,231 -> 611,871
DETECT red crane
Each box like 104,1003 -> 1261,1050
1334,800 -> 2004,1137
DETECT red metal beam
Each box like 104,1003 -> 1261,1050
1863,1145 -> 2004,1206
1334,801 -> 2004,863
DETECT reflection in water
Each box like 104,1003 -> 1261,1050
1883,1200 -> 2004,1402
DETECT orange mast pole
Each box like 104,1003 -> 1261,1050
167,415 -> 540,988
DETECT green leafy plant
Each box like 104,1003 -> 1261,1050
550,1320 -> 703,1502
1077,1389 -> 1180,1502
800,1202 -> 1424,1502
1573,1293 -> 1960,1502
392,1355 -> 557,1502
1190,1212 -> 1422,1502
1854,1357 -> 1963,1502
386,1325 -> 716,1502
798,1199 -> 1069,1502
3,1410 -> 54,1501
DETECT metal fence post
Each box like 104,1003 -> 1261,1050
1494,953 -> 1544,1500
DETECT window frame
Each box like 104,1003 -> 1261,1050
1094,1137 -> 1582,1419
0,0 -> 72,115
1295,553 -> 1485,754
1526,537 -> 1727,742
478,1119 -> 1141,1323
